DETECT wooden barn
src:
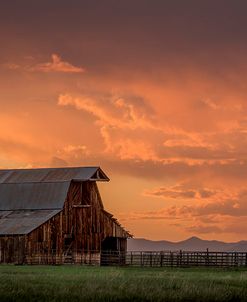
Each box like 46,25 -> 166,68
0,167 -> 130,264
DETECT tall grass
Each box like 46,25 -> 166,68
0,265 -> 247,301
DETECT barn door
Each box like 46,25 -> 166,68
101,237 -> 125,265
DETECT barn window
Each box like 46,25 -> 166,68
81,182 -> 90,205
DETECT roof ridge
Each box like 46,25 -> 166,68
0,166 -> 100,172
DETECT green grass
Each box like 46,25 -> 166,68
0,265 -> 247,301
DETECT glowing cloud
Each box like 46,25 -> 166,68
32,54 -> 85,73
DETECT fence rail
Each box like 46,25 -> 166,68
123,251 -> 247,267
1,250 -> 247,267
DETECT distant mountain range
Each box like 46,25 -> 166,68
127,236 -> 247,252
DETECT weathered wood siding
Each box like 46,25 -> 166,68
0,236 -> 25,264
0,181 -> 128,264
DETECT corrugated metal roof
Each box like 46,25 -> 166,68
0,166 -> 111,235
0,209 -> 61,235
0,182 -> 70,210
0,167 -> 109,183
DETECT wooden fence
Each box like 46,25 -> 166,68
101,250 -> 247,267
1,250 -> 247,267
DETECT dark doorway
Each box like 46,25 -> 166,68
101,236 -> 118,251
101,237 -> 126,266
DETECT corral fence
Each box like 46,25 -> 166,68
1,250 -> 247,267
120,250 -> 247,267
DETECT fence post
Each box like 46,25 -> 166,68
160,252 -> 163,267
206,248 -> 209,266
170,252 -> 173,267
180,250 -> 182,267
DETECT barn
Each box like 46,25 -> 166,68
0,166 -> 130,264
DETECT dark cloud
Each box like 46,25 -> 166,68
199,189 -> 216,199
144,185 -> 217,200
1,0 -> 247,72
145,187 -> 196,199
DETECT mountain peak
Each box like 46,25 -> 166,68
186,236 -> 202,242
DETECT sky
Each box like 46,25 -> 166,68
1,0 -> 247,242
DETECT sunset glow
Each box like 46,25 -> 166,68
1,1 -> 247,241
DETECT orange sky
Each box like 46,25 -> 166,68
1,1 -> 247,241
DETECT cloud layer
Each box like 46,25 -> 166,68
1,1 -> 247,241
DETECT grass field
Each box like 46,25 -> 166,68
0,265 -> 247,301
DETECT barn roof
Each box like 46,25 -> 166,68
0,166 -> 109,183
0,182 -> 70,210
0,209 -> 61,235
0,166 -> 110,235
